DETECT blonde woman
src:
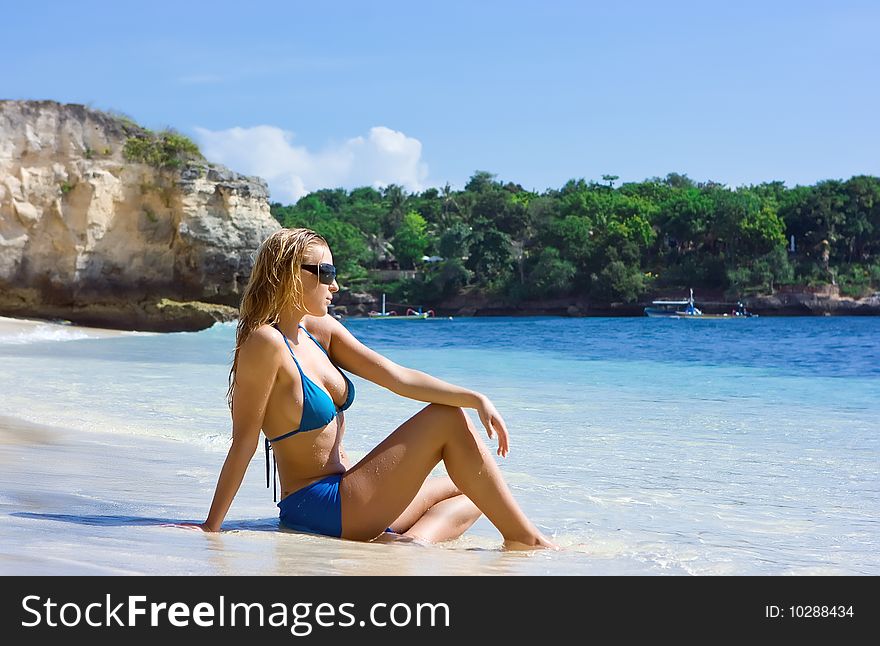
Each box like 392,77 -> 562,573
196,228 -> 555,549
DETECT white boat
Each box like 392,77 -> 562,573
644,298 -> 696,317
644,288 -> 702,317
644,289 -> 757,319
367,294 -> 446,320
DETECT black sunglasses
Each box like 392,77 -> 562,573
301,263 -> 337,284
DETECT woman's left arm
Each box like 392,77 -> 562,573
325,317 -> 510,456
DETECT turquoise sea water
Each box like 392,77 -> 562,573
1,316 -> 878,574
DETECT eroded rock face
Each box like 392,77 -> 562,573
746,291 -> 880,316
0,100 -> 280,330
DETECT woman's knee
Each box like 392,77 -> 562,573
428,474 -> 460,499
422,404 -> 474,438
462,496 -> 483,522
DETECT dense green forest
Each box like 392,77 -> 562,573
270,172 -> 880,305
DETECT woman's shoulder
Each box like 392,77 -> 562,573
301,314 -> 336,346
239,324 -> 286,361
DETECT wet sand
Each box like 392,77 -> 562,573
0,413 -> 597,575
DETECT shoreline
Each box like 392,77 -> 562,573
0,315 -> 139,340
337,285 -> 880,319
0,412 -> 594,575
3,304 -> 880,337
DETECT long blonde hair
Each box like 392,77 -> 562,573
227,227 -> 329,410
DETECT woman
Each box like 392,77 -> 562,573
196,227 -> 555,549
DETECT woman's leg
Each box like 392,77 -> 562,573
403,494 -> 482,543
387,475 -> 460,534
387,475 -> 482,542
340,403 -> 553,548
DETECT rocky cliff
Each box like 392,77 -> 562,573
0,100 -> 280,331
745,290 -> 880,316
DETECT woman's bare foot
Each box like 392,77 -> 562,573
370,532 -> 426,546
502,533 -> 559,551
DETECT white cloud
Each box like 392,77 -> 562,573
193,124 -> 429,203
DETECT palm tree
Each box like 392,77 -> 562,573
602,174 -> 619,189
440,182 -> 460,227
364,232 -> 395,267
383,184 -> 406,235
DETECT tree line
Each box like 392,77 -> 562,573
269,172 -> 880,305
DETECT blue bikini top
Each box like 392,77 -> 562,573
265,322 -> 355,501
268,322 -> 355,442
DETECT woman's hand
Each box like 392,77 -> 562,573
474,394 -> 510,457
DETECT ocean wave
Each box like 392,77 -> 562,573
0,325 -> 95,345
0,323 -> 151,345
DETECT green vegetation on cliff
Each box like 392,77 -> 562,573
123,129 -> 203,169
270,172 -> 880,305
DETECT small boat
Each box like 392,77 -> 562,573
644,288 -> 701,317
368,309 -> 434,320
644,289 -> 757,319
644,298 -> 697,318
368,294 -> 447,320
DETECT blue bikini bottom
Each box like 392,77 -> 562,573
278,474 -> 343,537
277,473 -> 396,538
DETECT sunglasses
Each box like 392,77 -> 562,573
301,263 -> 337,285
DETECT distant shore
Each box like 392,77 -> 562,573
2,286 -> 879,335
333,289 -> 880,320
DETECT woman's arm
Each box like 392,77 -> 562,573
324,316 -> 477,405
323,316 -> 511,456
201,329 -> 280,531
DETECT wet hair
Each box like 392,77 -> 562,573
227,227 -> 328,410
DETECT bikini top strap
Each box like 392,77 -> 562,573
273,323 -> 303,370
298,324 -> 329,356
265,437 -> 277,502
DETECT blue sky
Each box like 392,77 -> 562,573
3,1 -> 878,202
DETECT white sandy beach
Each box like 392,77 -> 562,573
0,411 -> 607,575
